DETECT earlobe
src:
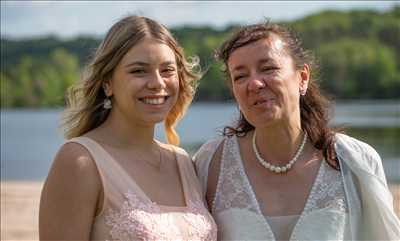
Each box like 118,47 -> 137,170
103,80 -> 112,97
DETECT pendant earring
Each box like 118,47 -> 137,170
300,88 -> 307,96
103,97 -> 112,109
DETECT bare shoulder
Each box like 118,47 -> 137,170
43,142 -> 101,197
39,141 -> 102,239
53,142 -> 99,178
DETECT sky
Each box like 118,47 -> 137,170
1,1 -> 399,39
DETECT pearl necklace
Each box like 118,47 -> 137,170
252,131 -> 308,174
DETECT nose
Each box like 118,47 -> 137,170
248,74 -> 266,92
147,71 -> 166,89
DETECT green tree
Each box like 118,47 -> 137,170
1,48 -> 79,107
1,6 -> 399,106
318,39 -> 399,99
1,72 -> 12,107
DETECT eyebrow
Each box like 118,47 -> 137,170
231,65 -> 246,72
259,58 -> 275,65
231,58 -> 276,72
125,61 -> 149,69
125,60 -> 177,69
160,61 -> 177,66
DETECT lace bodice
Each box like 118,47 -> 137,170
67,137 -> 217,241
195,136 -> 348,241
105,191 -> 215,241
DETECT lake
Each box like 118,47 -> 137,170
1,101 -> 399,182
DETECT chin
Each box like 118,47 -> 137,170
147,115 -> 168,124
248,115 -> 278,128
134,111 -> 166,125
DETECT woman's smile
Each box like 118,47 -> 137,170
139,95 -> 170,105
253,97 -> 276,108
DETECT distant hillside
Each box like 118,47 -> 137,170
1,6 -> 399,107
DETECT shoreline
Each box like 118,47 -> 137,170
1,181 -> 399,240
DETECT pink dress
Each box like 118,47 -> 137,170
67,137 -> 217,241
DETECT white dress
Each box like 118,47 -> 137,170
194,133 -> 400,240
195,135 -> 348,241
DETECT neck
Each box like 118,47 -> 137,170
99,110 -> 157,150
254,121 -> 305,166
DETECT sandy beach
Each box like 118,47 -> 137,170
1,182 -> 42,240
1,181 -> 400,240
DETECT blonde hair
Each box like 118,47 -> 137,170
62,16 -> 200,145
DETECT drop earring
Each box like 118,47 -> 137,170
300,88 -> 307,96
103,97 -> 112,109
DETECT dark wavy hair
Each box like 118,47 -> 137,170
215,21 -> 340,169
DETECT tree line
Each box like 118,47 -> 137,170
1,6 -> 399,108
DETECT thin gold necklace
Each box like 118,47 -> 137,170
141,143 -> 163,170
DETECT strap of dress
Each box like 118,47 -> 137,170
170,145 -> 204,202
64,137 -> 143,205
65,136 -> 109,187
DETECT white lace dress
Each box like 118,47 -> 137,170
195,136 -> 348,241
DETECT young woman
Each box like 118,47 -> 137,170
39,16 -> 216,240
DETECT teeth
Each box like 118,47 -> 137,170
255,98 -> 274,105
142,97 -> 166,105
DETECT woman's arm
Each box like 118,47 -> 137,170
39,142 -> 102,240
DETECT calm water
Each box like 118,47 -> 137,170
1,101 -> 399,181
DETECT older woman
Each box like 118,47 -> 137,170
194,22 -> 400,240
